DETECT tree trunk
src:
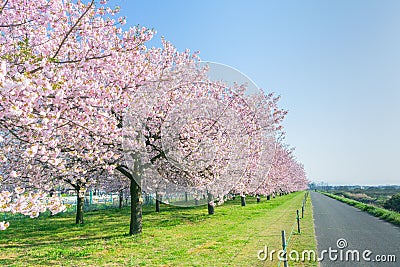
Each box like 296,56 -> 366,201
119,190 -> 123,209
185,192 -> 188,203
76,188 -> 85,224
241,195 -> 246,206
49,190 -> 55,217
155,191 -> 160,212
256,194 -> 260,203
116,164 -> 143,235
129,178 -> 142,235
207,192 -> 214,215
267,195 -> 271,201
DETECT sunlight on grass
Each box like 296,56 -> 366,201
0,192 -> 317,266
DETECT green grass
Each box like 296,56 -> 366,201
0,192 -> 317,267
285,193 -> 317,267
322,191 -> 400,226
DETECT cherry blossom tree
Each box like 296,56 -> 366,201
0,0 -> 309,235
0,67 -> 66,230
122,59 -> 292,215
225,93 -> 287,206
0,0 -> 153,227
264,142 -> 308,196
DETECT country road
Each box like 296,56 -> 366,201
311,191 -> 400,267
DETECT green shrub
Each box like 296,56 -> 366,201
383,193 -> 400,212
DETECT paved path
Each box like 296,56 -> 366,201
311,191 -> 400,267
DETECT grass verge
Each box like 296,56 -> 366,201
321,191 -> 400,227
285,192 -> 317,267
0,191 -> 317,267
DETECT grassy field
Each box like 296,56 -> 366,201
0,191 -> 317,267
322,191 -> 400,227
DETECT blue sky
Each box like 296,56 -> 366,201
107,0 -> 400,185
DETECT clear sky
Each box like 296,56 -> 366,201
107,0 -> 400,186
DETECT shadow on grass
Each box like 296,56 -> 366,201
0,202 -> 215,249
0,195 -> 292,250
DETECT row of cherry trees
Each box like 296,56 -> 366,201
0,0 -> 308,233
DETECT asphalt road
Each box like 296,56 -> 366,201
311,191 -> 400,267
